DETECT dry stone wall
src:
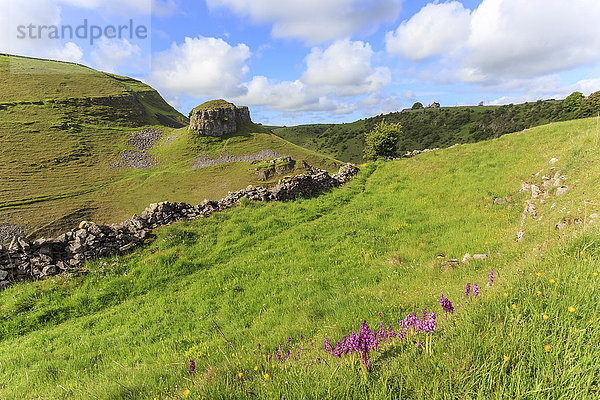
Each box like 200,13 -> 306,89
0,163 -> 359,289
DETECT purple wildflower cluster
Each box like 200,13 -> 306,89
439,293 -> 454,313
464,283 -> 480,298
189,357 -> 196,374
323,320 -> 381,369
323,310 -> 436,369
489,268 -> 494,285
400,309 -> 437,334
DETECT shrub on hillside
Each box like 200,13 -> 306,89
579,91 -> 600,117
363,120 -> 402,161
563,91 -> 584,113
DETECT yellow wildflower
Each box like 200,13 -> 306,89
264,373 -> 269,379
183,389 -> 190,397
536,291 -> 542,295
568,306 -> 575,313
503,355 -> 510,361
543,314 -> 549,320
549,279 -> 556,284
544,345 -> 551,352
254,366 -> 258,371
512,304 -> 516,309
238,372 -> 243,378
536,272 -> 541,277
504,292 -> 508,297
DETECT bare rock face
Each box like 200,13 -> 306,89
189,100 -> 252,137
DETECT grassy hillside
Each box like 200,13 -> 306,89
1,117 -> 599,398
0,54 -> 339,238
274,100 -> 586,163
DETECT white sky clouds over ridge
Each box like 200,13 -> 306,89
3,0 -> 600,124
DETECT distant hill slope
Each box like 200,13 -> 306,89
0,54 -> 339,238
273,100 -> 587,163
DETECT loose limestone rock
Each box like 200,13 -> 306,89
462,253 -> 472,263
516,230 -> 525,242
556,186 -> 568,196
473,254 -> 489,261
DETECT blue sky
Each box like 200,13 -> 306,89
3,0 -> 600,125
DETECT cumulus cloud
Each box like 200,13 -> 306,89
232,39 -> 391,114
387,0 -> 600,84
149,36 -> 251,98
302,39 -> 391,96
386,1 -> 471,61
91,38 -> 142,73
234,76 -> 344,112
206,0 -> 401,44
0,0 -> 84,62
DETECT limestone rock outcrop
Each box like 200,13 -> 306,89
189,100 -> 251,137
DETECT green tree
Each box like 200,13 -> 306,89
363,120 -> 403,161
579,91 -> 600,117
563,91 -> 584,113
412,102 -> 424,110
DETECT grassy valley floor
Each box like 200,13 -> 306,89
0,117 -> 599,398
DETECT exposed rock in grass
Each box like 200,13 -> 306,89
441,259 -> 459,273
531,184 -> 543,199
110,150 -> 158,169
516,230 -> 525,242
129,128 -> 163,151
462,253 -> 472,263
473,254 -> 488,261
556,186 -> 569,196
191,150 -> 287,169
0,223 -> 28,244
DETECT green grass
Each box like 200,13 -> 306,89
0,117 -> 599,398
192,99 -> 236,111
273,101 -> 586,164
0,55 -> 339,237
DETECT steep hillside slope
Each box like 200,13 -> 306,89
0,55 -> 339,238
274,100 -> 586,163
1,117 -> 599,398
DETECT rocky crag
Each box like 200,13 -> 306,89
0,163 -> 359,288
189,99 -> 251,137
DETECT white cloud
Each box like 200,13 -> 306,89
232,39 -> 390,114
302,39 -> 391,96
234,76 -> 356,114
386,1 -> 471,61
0,0 -> 84,63
359,92 -> 403,115
91,37 -> 142,73
464,0 -> 600,81
206,0 -> 401,44
387,0 -> 600,84
149,36 -> 251,98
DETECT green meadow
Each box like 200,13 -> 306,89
0,116 -> 598,398
0,55 -> 338,238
